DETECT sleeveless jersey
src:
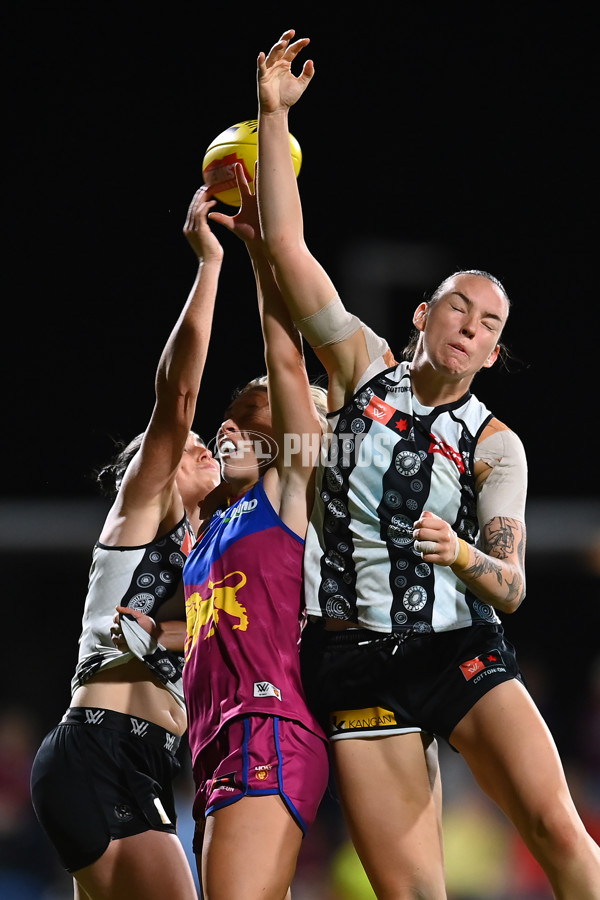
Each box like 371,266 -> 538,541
182,478 -> 326,764
71,515 -> 195,709
304,360 -> 500,634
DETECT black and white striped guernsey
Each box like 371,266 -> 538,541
304,360 -> 501,634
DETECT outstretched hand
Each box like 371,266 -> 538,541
209,163 -> 261,246
257,29 -> 314,115
183,185 -> 224,264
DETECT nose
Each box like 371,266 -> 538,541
198,444 -> 213,462
460,314 -> 477,338
218,419 -> 239,441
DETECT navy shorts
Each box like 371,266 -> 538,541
191,715 -> 329,853
300,621 -> 525,746
30,707 -> 182,873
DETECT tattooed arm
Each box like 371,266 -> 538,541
413,421 -> 527,614
451,516 -> 526,614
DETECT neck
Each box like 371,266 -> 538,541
409,359 -> 473,407
226,476 -> 258,500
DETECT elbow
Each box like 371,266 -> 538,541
264,233 -> 305,264
502,596 -> 524,615
499,578 -> 526,615
157,381 -> 198,430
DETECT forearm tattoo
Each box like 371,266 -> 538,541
464,517 -> 526,606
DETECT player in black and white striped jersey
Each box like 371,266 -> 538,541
256,28 -> 600,900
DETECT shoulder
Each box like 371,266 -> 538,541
477,418 -> 525,455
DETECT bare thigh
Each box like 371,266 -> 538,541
200,795 -> 302,900
451,678 -> 600,895
73,830 -> 198,900
333,732 -> 446,900
451,679 -> 578,832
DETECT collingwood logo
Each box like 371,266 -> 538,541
129,717 -> 149,737
84,709 -> 105,725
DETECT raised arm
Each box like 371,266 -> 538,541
100,187 -> 223,545
210,165 -> 322,532
256,30 -> 374,408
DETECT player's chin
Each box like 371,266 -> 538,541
221,456 -> 256,479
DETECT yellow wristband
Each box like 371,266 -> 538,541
452,538 -> 471,569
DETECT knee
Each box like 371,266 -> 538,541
528,800 -> 588,862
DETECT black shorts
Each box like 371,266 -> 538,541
300,621 -> 524,747
30,707 -> 182,873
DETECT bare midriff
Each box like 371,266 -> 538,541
70,658 -> 187,736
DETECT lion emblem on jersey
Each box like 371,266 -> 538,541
185,571 -> 248,658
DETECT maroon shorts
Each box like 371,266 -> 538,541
191,715 -> 329,853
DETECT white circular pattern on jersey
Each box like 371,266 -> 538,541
384,489 -> 402,508
326,466 -> 344,492
356,390 -> 373,410
137,573 -> 155,588
403,585 -> 427,611
325,550 -> 345,573
128,593 -> 154,614
328,499 -> 348,518
387,514 -> 413,546
395,450 -> 421,476
472,600 -> 495,620
325,595 -> 352,619
154,658 -> 177,678
322,578 -> 339,594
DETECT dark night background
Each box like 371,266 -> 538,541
3,3 -> 599,502
2,4 -> 599,897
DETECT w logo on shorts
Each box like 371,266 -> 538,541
460,649 -> 505,681
84,709 -> 105,725
129,717 -> 149,737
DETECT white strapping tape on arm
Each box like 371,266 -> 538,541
296,295 -> 362,347
475,429 -> 528,527
296,295 -> 390,363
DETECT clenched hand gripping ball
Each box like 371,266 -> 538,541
202,119 -> 302,206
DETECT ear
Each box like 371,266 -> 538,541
482,344 -> 500,369
412,302 -> 429,332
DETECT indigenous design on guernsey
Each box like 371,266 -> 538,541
183,478 -> 326,764
304,360 -> 500,634
71,516 -> 194,709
